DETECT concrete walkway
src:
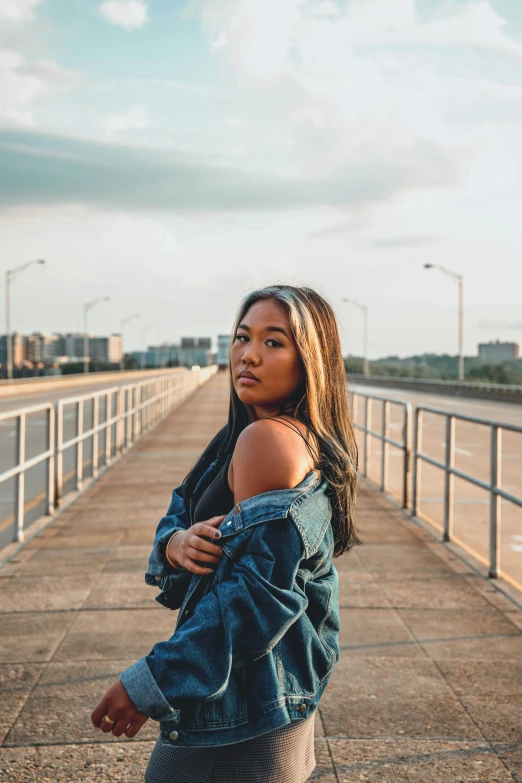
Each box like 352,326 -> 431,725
1,372 -> 521,782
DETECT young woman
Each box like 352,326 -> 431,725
91,284 -> 359,783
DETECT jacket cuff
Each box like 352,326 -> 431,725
120,657 -> 176,721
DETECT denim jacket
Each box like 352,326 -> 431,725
120,457 -> 340,747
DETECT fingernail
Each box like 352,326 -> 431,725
214,531 -> 221,539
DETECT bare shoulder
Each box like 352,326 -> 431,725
230,418 -> 315,504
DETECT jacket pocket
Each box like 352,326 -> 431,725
180,667 -> 249,729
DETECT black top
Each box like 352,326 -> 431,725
193,417 -> 318,524
193,454 -> 234,523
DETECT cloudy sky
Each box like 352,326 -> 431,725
0,0 -> 521,358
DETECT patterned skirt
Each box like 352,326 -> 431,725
144,715 -> 316,783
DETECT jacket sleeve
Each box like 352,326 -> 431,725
120,516 -> 307,719
144,484 -> 193,609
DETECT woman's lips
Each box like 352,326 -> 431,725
238,376 -> 259,385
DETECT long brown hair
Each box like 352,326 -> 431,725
183,284 -> 359,555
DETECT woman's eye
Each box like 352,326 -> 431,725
267,339 -> 282,348
235,334 -> 248,342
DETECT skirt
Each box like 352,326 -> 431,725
144,715 -> 316,783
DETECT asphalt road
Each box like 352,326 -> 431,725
351,383 -> 522,592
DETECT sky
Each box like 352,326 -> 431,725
0,0 -> 521,358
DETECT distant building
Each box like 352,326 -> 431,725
0,333 -> 25,367
217,334 -> 231,369
90,335 -> 122,363
478,341 -> 519,363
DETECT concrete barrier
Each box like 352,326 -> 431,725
0,367 -> 188,398
349,374 -> 522,404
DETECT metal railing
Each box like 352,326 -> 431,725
351,392 -> 412,509
351,389 -> 522,587
412,405 -> 522,580
0,367 -> 217,545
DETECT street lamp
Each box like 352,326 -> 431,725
83,296 -> 110,374
120,314 -> 140,371
424,264 -> 464,381
140,325 -> 156,369
343,298 -> 369,377
5,259 -> 46,381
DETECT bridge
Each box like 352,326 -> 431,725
0,371 -> 521,781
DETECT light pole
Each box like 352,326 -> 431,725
140,325 -> 156,369
5,259 -> 46,381
120,314 -> 140,371
343,298 -> 369,377
83,296 -> 110,374
424,264 -> 464,381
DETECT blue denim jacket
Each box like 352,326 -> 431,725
120,458 -> 340,747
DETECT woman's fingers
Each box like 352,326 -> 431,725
125,714 -> 149,739
91,699 -> 109,728
187,536 -> 223,557
187,546 -> 220,565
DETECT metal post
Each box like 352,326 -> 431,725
47,406 -> 55,516
105,391 -> 112,465
15,413 -> 26,541
489,425 -> 502,578
402,404 -> 412,509
92,396 -> 99,478
363,306 -> 369,377
76,400 -> 84,490
6,270 -> 12,381
458,276 -> 464,382
116,389 -> 124,454
363,396 -> 371,479
381,400 -> 389,492
83,304 -> 89,375
443,415 -> 455,542
55,402 -> 63,507
411,408 -> 422,518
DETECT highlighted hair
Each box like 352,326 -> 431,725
184,284 -> 359,555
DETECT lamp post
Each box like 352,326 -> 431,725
5,259 -> 46,381
424,264 -> 464,381
120,314 -> 140,371
83,297 -> 110,374
343,298 -> 369,377
140,325 -> 156,369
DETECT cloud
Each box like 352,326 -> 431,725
104,105 -> 151,137
0,49 -> 79,126
226,117 -> 248,131
361,236 -> 441,250
0,0 -> 43,22
478,320 -> 522,330
0,127 -> 464,213
98,1 -> 149,31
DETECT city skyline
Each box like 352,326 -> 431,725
1,1 -> 522,357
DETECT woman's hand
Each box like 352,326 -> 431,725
167,515 -> 226,576
91,679 -> 148,738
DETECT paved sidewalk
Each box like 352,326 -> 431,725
1,372 -> 521,782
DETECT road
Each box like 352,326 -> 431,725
351,383 -> 522,592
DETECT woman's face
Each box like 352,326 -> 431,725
231,298 -> 304,418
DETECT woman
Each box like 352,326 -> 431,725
91,284 -> 359,783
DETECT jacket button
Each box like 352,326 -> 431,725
168,730 -> 179,741
310,702 -> 317,711
298,703 -> 307,713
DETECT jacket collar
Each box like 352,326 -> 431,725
218,468 -> 330,558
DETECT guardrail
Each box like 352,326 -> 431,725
350,373 -> 522,404
412,405 -> 522,580
0,366 -> 217,546
351,392 -> 412,509
352,390 -> 522,589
